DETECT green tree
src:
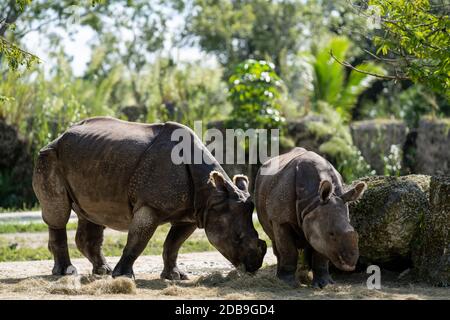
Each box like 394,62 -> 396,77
227,59 -> 285,129
148,58 -> 230,127
355,0 -> 450,98
0,0 -> 178,72
0,0 -> 37,71
301,36 -> 383,121
184,0 -> 305,74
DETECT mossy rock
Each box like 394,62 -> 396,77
349,175 -> 430,270
412,176 -> 450,286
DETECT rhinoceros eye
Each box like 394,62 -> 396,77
231,234 -> 243,246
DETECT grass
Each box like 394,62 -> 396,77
0,218 -> 270,262
0,222 -> 78,234
0,233 -> 216,262
0,223 -> 217,262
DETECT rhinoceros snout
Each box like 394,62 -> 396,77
333,230 -> 359,271
242,240 -> 267,273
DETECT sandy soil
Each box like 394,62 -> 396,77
0,251 -> 448,300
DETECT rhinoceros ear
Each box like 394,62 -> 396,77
233,174 -> 249,192
341,182 -> 367,203
209,171 -> 228,193
318,180 -> 333,203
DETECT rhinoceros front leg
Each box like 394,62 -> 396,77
75,217 -> 112,275
273,223 -> 299,287
112,206 -> 159,278
311,250 -> 335,289
161,223 -> 197,280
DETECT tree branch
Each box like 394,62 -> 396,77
329,49 -> 409,81
0,36 -> 39,60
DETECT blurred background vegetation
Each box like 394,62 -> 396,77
0,0 -> 449,210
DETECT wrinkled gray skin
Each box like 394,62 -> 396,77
32,117 -> 267,279
255,147 -> 366,288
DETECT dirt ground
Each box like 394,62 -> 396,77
0,251 -> 448,300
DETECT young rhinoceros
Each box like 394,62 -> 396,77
255,147 -> 366,288
33,117 -> 267,279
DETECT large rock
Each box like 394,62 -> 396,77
413,176 -> 450,286
349,175 -> 430,270
414,118 -> 450,175
350,119 -> 407,175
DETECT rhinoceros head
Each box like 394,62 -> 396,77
301,180 -> 366,271
204,171 -> 267,273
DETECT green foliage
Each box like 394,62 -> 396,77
0,37 -> 39,71
148,59 -> 230,127
303,36 -> 384,121
367,0 -> 450,98
0,0 -> 38,72
359,83 -> 450,127
186,0 -> 305,73
0,55 -> 118,157
0,0 -> 176,73
382,144 -> 402,176
227,59 -> 285,129
0,52 -> 228,159
0,170 -> 20,209
307,102 -> 374,182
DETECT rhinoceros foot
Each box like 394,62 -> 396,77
52,264 -> 78,276
311,274 -> 335,289
277,272 -> 298,288
112,264 -> 135,279
160,267 -> 189,280
93,264 -> 113,276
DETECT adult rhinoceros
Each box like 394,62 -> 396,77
32,117 -> 267,279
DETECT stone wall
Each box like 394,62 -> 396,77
414,118 -> 450,175
206,117 -> 450,187
350,120 -> 407,175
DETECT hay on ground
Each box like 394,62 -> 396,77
11,275 -> 136,296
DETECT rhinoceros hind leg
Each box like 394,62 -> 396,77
273,223 -> 299,287
75,217 -> 112,275
33,149 -> 77,276
311,251 -> 334,289
160,223 -> 197,280
112,206 -> 159,278
48,227 -> 78,276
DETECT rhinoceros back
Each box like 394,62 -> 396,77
256,147 -> 345,227
51,117 -> 164,228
